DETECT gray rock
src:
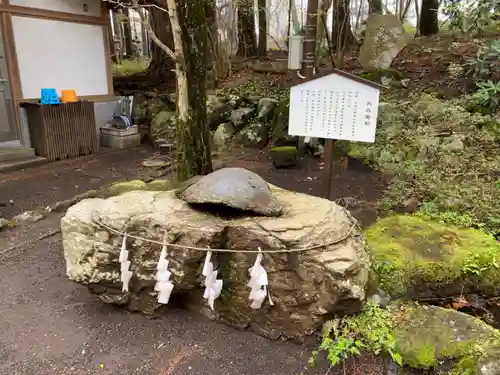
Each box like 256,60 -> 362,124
207,94 -> 233,130
227,94 -> 243,107
151,110 -> 176,143
13,211 -> 44,223
230,108 -> 255,129
142,159 -> 170,168
478,355 -> 500,375
212,122 -> 235,147
61,185 -> 369,339
257,98 -> 278,120
367,288 -> 391,308
235,122 -> 269,148
359,14 -> 411,70
177,167 -> 283,216
391,303 -> 500,373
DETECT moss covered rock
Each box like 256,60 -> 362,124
366,215 -> 500,299
235,122 -> 269,148
105,179 -> 178,196
359,68 -> 404,83
146,179 -> 178,191
105,180 -> 148,196
390,303 -> 500,374
151,110 -> 177,144
270,146 -> 298,168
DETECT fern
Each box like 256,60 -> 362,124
309,301 -> 403,369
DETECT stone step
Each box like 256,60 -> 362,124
0,156 -> 47,173
0,147 -> 36,162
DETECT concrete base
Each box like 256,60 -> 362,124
0,156 -> 46,173
100,132 -> 141,149
0,147 -> 46,172
100,125 -> 141,150
0,146 -> 36,162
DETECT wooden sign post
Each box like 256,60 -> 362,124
287,70 -> 384,201
323,139 -> 335,200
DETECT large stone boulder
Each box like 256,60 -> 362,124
367,215 -> 500,299
61,182 -> 369,339
176,168 -> 282,217
358,13 -> 411,70
390,303 -> 500,374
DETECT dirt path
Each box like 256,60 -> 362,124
0,147 -> 155,218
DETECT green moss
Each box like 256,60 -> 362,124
146,179 -> 178,191
0,219 -> 17,231
105,180 -> 148,196
359,69 -> 404,83
111,57 -> 149,76
390,303 -> 500,373
366,215 -> 500,298
405,342 -> 436,368
270,146 -> 297,153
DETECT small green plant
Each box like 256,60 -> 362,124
309,301 -> 403,369
472,80 -> 500,110
464,40 -> 500,79
447,62 -> 464,79
220,78 -> 288,101
417,203 -> 482,229
442,0 -> 496,36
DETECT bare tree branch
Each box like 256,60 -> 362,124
104,0 -> 175,60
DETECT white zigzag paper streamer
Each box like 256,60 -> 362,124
155,241 -> 174,304
119,233 -> 133,292
247,248 -> 273,309
202,251 -> 223,310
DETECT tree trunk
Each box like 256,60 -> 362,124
331,0 -> 356,53
315,0 -> 333,63
368,0 -> 383,14
140,8 -> 150,58
257,0 -> 267,57
206,0 -> 220,86
419,0 -> 439,36
145,1 -> 175,83
237,0 -> 257,57
302,0 -> 319,77
108,17 -> 116,63
121,8 -> 134,57
112,9 -> 124,61
166,0 -> 213,181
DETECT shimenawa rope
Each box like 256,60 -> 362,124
91,216 -> 359,254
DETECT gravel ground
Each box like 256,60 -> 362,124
0,147 -> 155,218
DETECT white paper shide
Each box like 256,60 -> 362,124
119,234 -> 133,292
155,242 -> 174,304
247,248 -> 273,309
202,251 -> 223,310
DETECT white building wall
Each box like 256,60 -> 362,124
12,16 -> 109,99
9,0 -> 102,17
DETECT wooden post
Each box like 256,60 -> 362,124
300,0 -> 335,200
324,139 -> 335,200
301,0 -> 318,78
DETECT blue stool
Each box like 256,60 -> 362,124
40,88 -> 60,104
